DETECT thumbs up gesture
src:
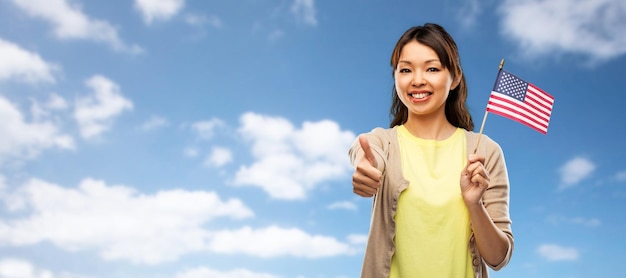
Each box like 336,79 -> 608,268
352,135 -> 382,197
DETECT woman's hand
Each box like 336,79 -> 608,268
460,154 -> 490,206
352,135 -> 382,198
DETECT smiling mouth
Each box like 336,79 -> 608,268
410,92 -> 432,99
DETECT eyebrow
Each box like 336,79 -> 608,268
398,59 -> 440,65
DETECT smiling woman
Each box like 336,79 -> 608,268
349,23 -> 514,278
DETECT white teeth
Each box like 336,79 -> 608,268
411,93 -> 429,99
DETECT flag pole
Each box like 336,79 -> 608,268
473,58 -> 505,154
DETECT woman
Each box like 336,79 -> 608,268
349,23 -> 513,278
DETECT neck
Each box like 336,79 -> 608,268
403,113 -> 456,140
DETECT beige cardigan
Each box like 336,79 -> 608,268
349,127 -> 514,278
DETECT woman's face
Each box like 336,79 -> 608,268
394,40 -> 456,120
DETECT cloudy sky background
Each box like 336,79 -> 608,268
0,0 -> 625,277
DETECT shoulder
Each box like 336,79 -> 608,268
464,130 -> 502,152
370,126 -> 396,137
365,127 -> 397,146
464,130 -> 510,175
464,130 -> 507,168
349,127 -> 398,156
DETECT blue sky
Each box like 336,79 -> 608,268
0,0 -> 625,277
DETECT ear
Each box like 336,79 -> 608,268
451,71 -> 462,91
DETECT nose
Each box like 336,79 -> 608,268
411,73 -> 426,87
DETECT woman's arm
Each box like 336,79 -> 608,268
461,154 -> 513,267
465,195 -> 510,266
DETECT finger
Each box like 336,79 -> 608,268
465,160 -> 478,175
353,187 -> 375,197
355,162 -> 382,184
467,164 -> 488,181
359,135 -> 377,168
470,172 -> 483,183
470,175 -> 488,189
468,154 -> 485,164
466,155 -> 486,174
353,180 -> 378,196
352,173 -> 381,190
470,166 -> 490,183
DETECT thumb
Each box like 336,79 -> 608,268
359,135 -> 377,168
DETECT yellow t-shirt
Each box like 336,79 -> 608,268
390,126 -> 474,278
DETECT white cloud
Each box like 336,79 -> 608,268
175,267 -> 279,278
0,174 -> 5,192
190,118 -> 225,140
456,0 -> 483,28
0,38 -> 58,84
140,115 -> 169,131
498,0 -> 626,63
205,147 -> 233,167
45,93 -> 68,110
0,177 -> 254,264
0,257 -> 93,278
10,0 -> 142,54
207,226 -> 356,258
546,215 -> 601,227
614,170 -> 626,182
537,244 -> 579,261
327,201 -> 357,211
233,112 -> 355,200
0,177 -> 357,263
185,14 -> 222,29
558,157 -> 595,189
184,147 -> 199,158
567,217 -> 601,227
29,93 -> 68,122
346,234 -> 368,245
0,258 -> 53,278
0,96 -> 74,165
291,0 -> 317,26
74,75 -> 133,139
134,0 -> 185,25
267,29 -> 285,43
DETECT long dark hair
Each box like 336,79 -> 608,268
389,23 -> 473,130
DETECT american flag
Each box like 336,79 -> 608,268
486,70 -> 555,134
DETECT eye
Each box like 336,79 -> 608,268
426,67 -> 441,72
398,68 -> 411,73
